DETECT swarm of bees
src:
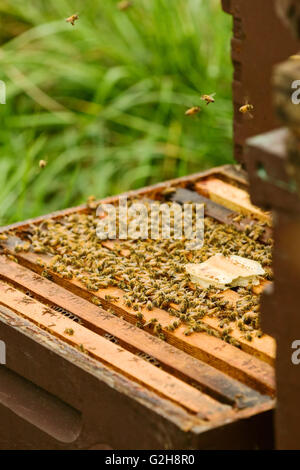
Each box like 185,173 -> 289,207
12,198 -> 273,346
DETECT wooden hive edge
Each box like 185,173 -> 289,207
0,245 -> 275,397
0,254 -> 272,408
0,291 -> 275,437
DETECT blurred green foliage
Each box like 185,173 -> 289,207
0,0 -> 233,225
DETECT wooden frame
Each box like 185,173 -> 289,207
0,165 -> 275,449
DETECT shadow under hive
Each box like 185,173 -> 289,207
0,166 -> 276,449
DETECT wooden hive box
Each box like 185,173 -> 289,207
222,0 -> 300,163
0,165 -> 276,449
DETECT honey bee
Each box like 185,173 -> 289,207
78,344 -> 86,353
36,258 -> 45,268
66,14 -> 79,26
117,1 -> 132,10
146,300 -> 153,310
244,333 -> 253,342
185,106 -> 201,116
201,93 -> 216,105
87,195 -> 98,210
39,160 -> 47,169
239,99 -> 254,119
64,328 -> 74,336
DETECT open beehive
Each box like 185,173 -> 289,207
0,165 -> 276,449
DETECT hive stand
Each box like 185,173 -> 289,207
241,1 -> 300,449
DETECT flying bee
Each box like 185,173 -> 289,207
201,93 -> 216,105
39,160 -> 47,169
117,1 -> 132,10
66,14 -> 79,26
239,99 -> 254,119
185,106 -> 201,116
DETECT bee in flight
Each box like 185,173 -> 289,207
118,1 -> 133,10
66,14 -> 79,26
201,93 -> 216,105
39,160 -> 47,169
185,106 -> 201,116
239,99 -> 254,119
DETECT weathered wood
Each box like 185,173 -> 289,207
0,247 -> 275,397
195,178 -> 271,223
0,255 -> 267,408
0,165 -> 276,448
169,187 -> 272,243
276,0 -> 300,38
222,0 -> 300,163
273,59 -> 300,195
0,279 -> 232,419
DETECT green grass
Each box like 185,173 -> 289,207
0,0 -> 233,225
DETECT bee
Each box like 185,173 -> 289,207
39,160 -> 47,169
201,93 -> 216,105
117,1 -> 132,10
36,258 -> 45,268
153,323 -> 162,335
91,296 -> 101,306
239,99 -> 254,119
66,14 -> 79,26
185,106 -> 201,116
49,254 -> 62,266
146,300 -> 153,311
78,344 -> 87,353
87,195 -> 98,210
104,294 -> 119,302
244,333 -> 253,342
124,298 -> 132,307
229,338 -> 241,348
64,328 -> 74,336
144,318 -> 158,328
184,328 -> 194,336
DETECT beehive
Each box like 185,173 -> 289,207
0,165 -> 276,449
